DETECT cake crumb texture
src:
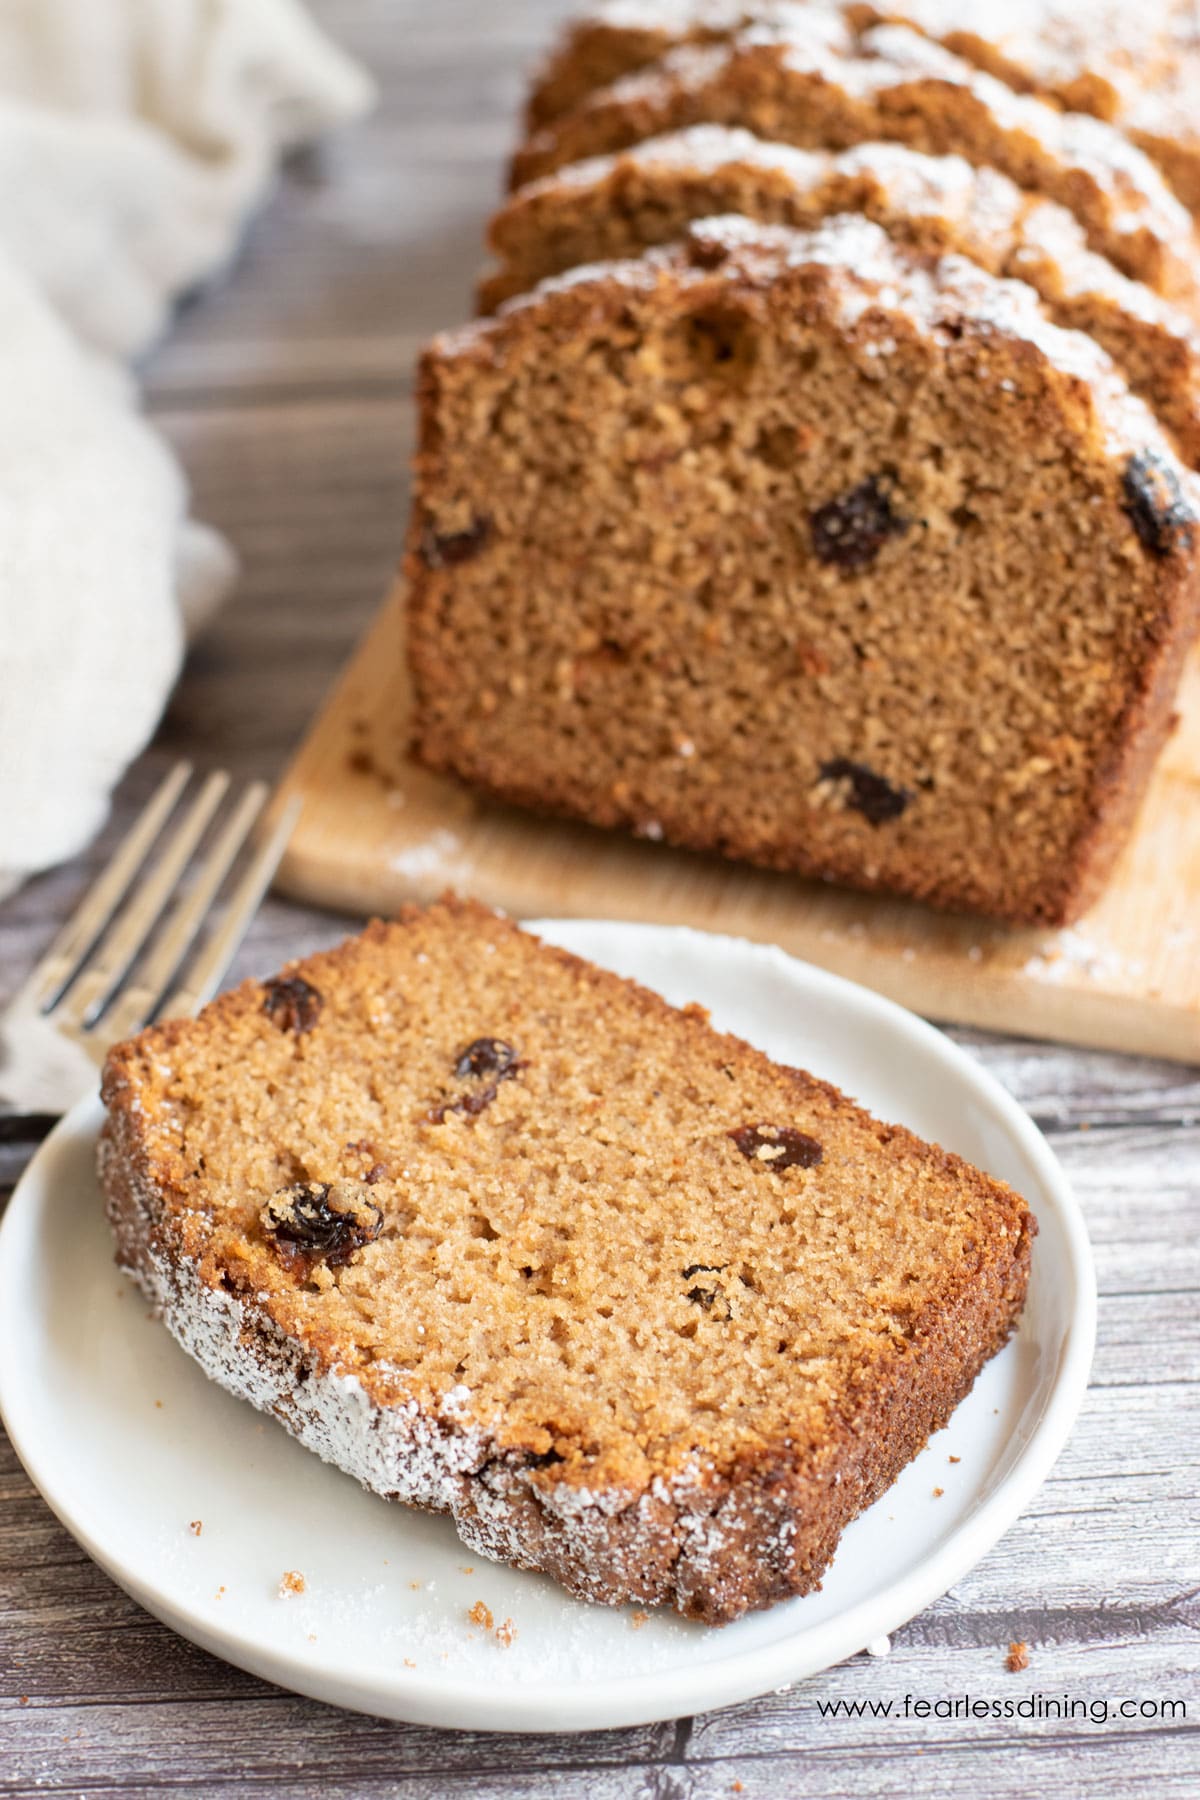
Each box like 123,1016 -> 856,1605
408,220 -> 1200,925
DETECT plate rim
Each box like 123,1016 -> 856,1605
0,920 -> 1097,1732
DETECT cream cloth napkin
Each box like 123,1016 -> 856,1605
0,0 -> 374,897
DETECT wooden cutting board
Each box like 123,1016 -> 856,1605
271,579 -> 1200,1063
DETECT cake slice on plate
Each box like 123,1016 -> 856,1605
100,899 -> 1034,1624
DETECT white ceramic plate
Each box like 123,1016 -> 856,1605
0,921 -> 1095,1733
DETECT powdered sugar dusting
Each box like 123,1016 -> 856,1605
520,121 -> 831,196
389,828 -> 474,884
858,23 -> 1185,234
543,0 -> 1176,139
520,15 -> 1188,273
1021,928 -> 1145,987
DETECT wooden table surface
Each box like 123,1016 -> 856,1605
2,4 -> 1198,1793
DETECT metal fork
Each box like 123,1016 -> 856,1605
0,763 -> 301,1112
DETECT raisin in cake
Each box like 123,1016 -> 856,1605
483,128 -> 1200,466
406,216 -> 1200,925
525,0 -> 1200,213
99,899 -> 1035,1625
510,25 -> 1197,301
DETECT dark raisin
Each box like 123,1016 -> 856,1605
525,1447 -> 565,1469
810,476 -> 909,569
455,1088 -> 499,1119
364,1162 -> 388,1185
262,975 -> 322,1036
261,1181 -> 382,1269
455,1038 -> 518,1080
730,1125 -> 824,1170
420,515 -> 492,569
680,1264 -> 732,1316
430,1039 -> 524,1123
1122,451 -> 1195,558
819,757 -> 912,826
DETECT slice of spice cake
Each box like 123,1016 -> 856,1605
407,216 -> 1200,926
99,899 -> 1035,1624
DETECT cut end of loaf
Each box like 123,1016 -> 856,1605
408,219 -> 1200,926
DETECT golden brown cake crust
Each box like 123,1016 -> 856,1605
407,218 -> 1200,926
99,899 -> 1035,1623
510,25 -> 1198,302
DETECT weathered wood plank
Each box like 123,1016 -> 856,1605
1084,1291 -> 1200,1384
0,1777 -> 670,1800
0,1697 -> 673,1791
683,1741 -> 1200,1800
691,1635 -> 1200,1754
946,1034 -> 1200,1128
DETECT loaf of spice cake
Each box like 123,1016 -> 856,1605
99,899 -> 1036,1624
510,24 -> 1198,302
406,215 -> 1200,926
483,128 -> 1200,466
525,0 -> 1200,213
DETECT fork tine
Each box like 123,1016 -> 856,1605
19,761 -> 192,1011
101,781 -> 270,1046
54,771 -> 231,1031
162,796 -> 303,1021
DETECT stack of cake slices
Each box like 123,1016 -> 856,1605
405,0 -> 1200,926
